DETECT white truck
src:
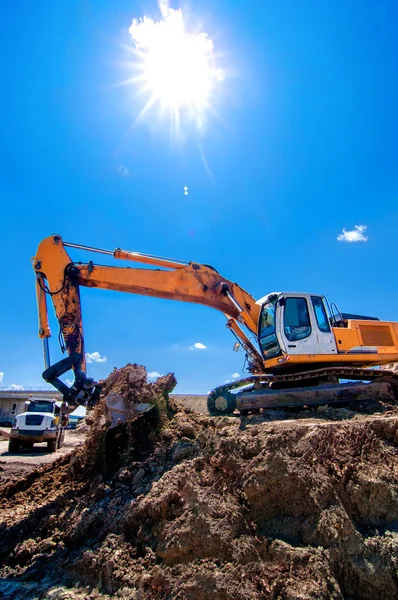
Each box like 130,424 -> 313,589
8,398 -> 67,453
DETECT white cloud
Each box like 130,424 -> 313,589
189,342 -> 207,351
223,373 -> 241,384
147,371 -> 161,380
86,352 -> 107,364
337,225 -> 368,243
6,384 -> 24,391
65,379 -> 74,387
118,165 -> 130,178
0,372 -> 3,384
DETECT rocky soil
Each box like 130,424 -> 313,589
0,429 -> 10,441
1,364 -> 398,599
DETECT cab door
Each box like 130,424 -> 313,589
278,295 -> 337,355
309,295 -> 337,354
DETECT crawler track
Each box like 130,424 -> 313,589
207,367 -> 398,416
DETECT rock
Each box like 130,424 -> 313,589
179,422 -> 196,439
172,441 -> 198,461
132,469 -> 146,486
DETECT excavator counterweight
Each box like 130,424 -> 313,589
32,234 -> 398,420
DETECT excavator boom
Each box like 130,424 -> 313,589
33,234 -> 263,403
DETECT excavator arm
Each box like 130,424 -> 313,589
32,234 -> 263,403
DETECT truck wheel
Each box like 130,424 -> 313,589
47,439 -> 57,453
8,438 -> 20,453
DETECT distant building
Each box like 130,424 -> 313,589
0,390 -> 58,425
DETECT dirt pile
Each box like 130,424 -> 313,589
0,462 -> 33,487
76,364 -> 177,477
0,429 -> 10,441
100,364 -> 177,407
1,365 -> 398,599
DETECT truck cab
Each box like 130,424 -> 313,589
8,398 -> 68,453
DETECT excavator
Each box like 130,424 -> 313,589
32,234 -> 398,420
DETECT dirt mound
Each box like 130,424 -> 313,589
0,462 -> 34,487
74,364 -> 177,477
0,428 -> 10,441
1,365 -> 398,599
99,364 -> 177,405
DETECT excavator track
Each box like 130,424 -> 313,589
207,367 -> 398,416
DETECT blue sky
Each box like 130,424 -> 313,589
0,0 -> 397,394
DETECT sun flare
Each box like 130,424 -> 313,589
128,8 -> 223,132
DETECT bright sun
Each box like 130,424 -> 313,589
128,8 -> 223,131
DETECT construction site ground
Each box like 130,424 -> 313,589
1,368 -> 398,599
0,396 -> 205,486
0,428 -> 87,486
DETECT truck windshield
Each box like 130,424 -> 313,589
258,301 -> 281,359
28,401 -> 54,413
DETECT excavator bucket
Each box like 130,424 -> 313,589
99,364 -> 178,470
105,392 -> 154,429
99,363 -> 176,433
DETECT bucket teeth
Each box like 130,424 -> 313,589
131,403 -> 154,415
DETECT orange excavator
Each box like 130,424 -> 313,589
32,234 -> 398,417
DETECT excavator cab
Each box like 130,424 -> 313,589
258,293 -> 337,362
207,291 -> 398,416
257,291 -> 398,376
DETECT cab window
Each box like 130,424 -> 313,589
28,401 -> 54,413
284,297 -> 311,341
311,296 -> 331,333
259,302 -> 281,358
